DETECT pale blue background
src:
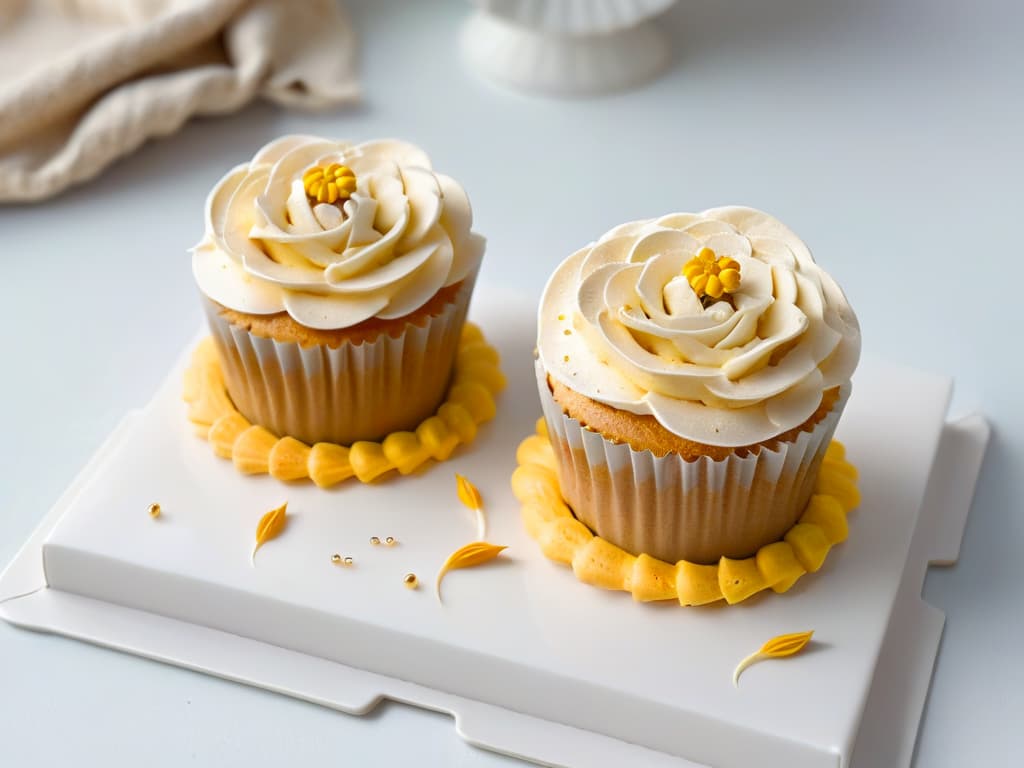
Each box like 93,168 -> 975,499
1,0 -> 1021,765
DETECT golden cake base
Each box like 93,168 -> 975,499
512,418 -> 860,606
183,323 -> 505,487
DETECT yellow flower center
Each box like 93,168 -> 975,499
682,247 -> 741,302
302,163 -> 356,205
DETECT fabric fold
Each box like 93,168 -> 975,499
0,0 -> 359,202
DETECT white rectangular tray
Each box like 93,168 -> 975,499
0,299 -> 988,768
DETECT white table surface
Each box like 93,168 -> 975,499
1,0 -> 1020,765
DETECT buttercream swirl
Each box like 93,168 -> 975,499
537,206 -> 860,446
192,135 -> 485,329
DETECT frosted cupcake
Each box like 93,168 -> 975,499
192,135 -> 484,446
536,207 -> 860,564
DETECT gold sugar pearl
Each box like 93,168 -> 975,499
147,503 -> 161,519
331,554 -> 342,564
344,556 -> 354,566
403,573 -> 419,589
385,536 -> 397,546
370,536 -> 381,546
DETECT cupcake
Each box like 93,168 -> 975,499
536,207 -> 860,565
191,135 -> 485,446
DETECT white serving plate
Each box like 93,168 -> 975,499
0,296 -> 988,768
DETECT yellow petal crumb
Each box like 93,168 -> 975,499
733,630 -> 814,687
251,502 -> 288,565
455,474 -> 483,510
435,541 -> 507,603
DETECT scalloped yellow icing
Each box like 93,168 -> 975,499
512,418 -> 860,606
184,323 -> 505,487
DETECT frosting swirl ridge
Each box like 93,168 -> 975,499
193,135 -> 485,329
538,206 -> 860,446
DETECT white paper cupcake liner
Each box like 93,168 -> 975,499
536,361 -> 850,564
202,282 -> 474,446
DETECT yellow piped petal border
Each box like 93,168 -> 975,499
183,325 -> 505,487
511,421 -> 860,607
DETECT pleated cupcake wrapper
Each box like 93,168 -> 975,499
203,282 -> 474,446
536,360 -> 850,565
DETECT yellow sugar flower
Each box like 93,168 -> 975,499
302,163 -> 356,205
682,247 -> 741,301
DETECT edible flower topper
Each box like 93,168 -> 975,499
682,246 -> 741,305
302,162 -> 356,205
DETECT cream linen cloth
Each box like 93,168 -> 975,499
0,0 -> 359,202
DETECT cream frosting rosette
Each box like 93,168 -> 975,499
538,206 -> 860,447
193,134 -> 485,330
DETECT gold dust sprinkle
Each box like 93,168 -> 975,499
733,630 -> 815,687
251,502 -> 288,566
404,573 -> 419,589
370,536 -> 381,546
557,314 -> 566,321
435,541 -> 507,603
385,536 -> 397,546
563,329 -> 572,335
563,355 -> 570,363
147,502 -> 161,519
